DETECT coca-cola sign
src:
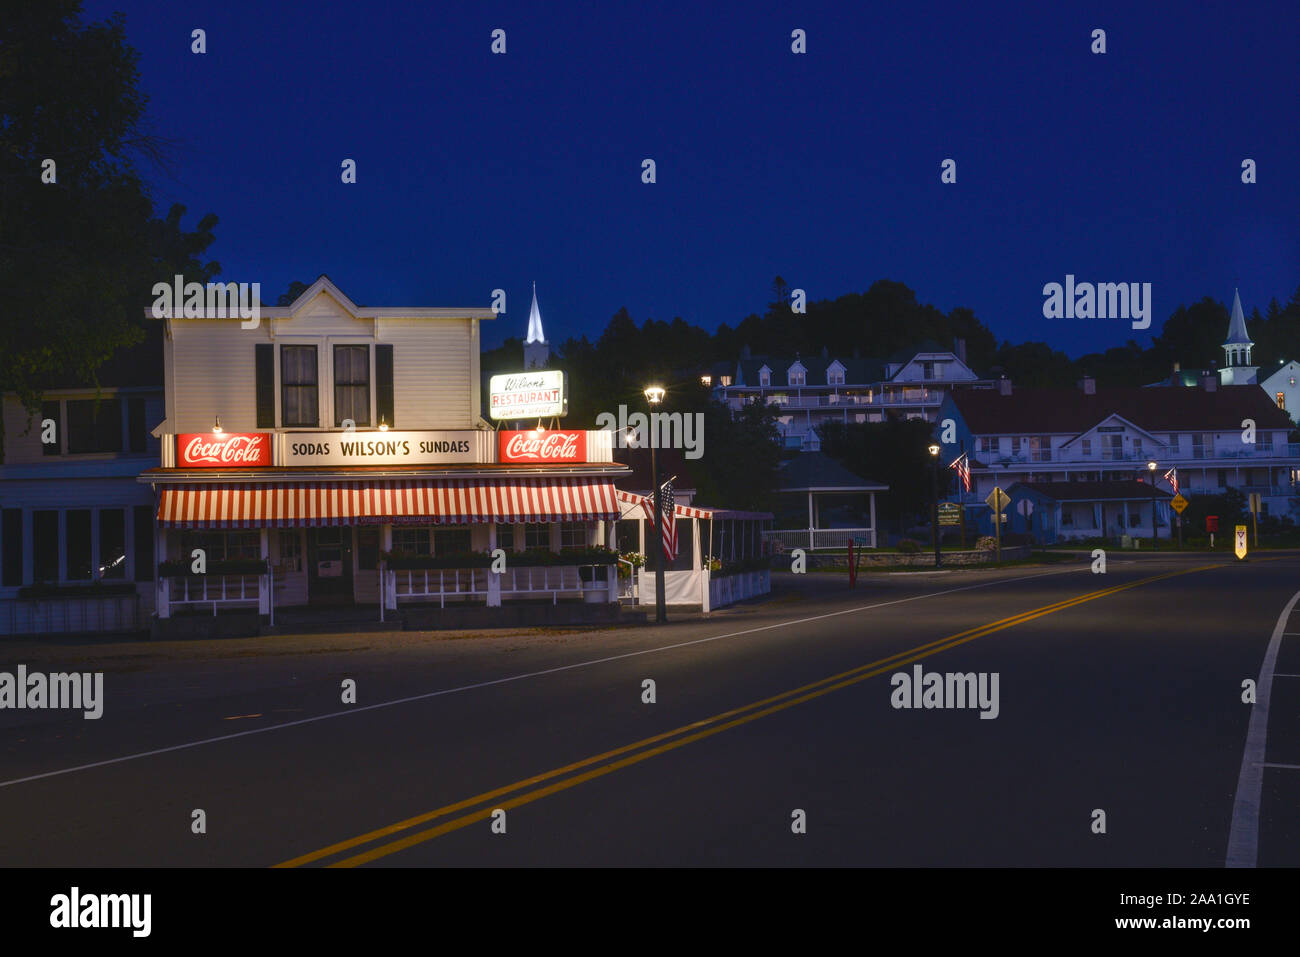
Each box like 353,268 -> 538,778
499,430 -> 587,463
177,433 -> 271,468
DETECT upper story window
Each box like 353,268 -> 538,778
827,366 -> 845,385
789,370 -> 806,386
759,370 -> 771,387
334,345 -> 370,427
1081,438 -> 1092,456
979,436 -> 995,454
281,346 -> 319,427
67,398 -> 123,453
719,375 -> 732,387
1278,392 -> 1286,411
921,361 -> 934,380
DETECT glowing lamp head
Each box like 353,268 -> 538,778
644,385 -> 666,405
1147,460 -> 1157,471
928,443 -> 941,457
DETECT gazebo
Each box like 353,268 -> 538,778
767,452 -> 887,550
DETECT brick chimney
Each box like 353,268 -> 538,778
998,376 -> 1012,396
955,337 -> 967,364
1077,375 -> 1096,395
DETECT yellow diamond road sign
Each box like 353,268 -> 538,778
1170,493 -> 1188,514
985,487 -> 1011,511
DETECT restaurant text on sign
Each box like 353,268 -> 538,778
488,371 -> 567,420
498,430 -> 587,463
176,433 -> 271,468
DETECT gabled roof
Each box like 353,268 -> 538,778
949,385 -> 1292,434
736,356 -> 886,387
1009,480 -> 1172,503
146,274 -> 496,321
776,452 -> 887,491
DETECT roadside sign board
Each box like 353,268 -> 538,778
937,503 -> 961,526
1249,493 -> 1261,514
1169,493 -> 1188,514
1017,498 -> 1034,517
853,536 -> 870,545
1235,525 -> 1248,560
985,487 -> 1011,512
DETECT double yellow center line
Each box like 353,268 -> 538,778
275,564 -> 1213,867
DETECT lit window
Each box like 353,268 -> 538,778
1278,392 -> 1286,411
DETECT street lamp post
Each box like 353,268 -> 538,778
929,443 -> 942,567
645,385 -> 667,623
1147,460 -> 1158,549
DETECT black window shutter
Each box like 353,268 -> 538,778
128,397 -> 147,452
1,509 -> 22,586
375,344 -> 394,428
255,344 -> 275,427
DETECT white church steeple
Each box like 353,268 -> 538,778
1220,287 -> 1258,385
524,282 -> 549,369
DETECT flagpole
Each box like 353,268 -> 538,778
645,386 -> 667,623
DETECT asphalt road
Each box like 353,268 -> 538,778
2,553 -> 1297,867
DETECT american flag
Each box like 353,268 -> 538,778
644,479 -> 677,561
950,452 -> 971,493
1163,467 -> 1178,495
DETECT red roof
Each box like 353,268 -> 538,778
952,385 -> 1292,435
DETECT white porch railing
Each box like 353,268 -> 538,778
168,575 -> 262,615
394,568 -> 491,606
389,564 -> 613,607
763,528 -> 876,550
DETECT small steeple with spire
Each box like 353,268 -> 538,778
524,282 -> 550,369
1220,286 -> 1258,385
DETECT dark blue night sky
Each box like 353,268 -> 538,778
88,0 -> 1298,354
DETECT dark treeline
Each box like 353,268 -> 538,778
484,278 -> 1300,421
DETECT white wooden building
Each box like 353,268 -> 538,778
142,276 -> 629,622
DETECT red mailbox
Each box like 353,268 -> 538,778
1205,515 -> 1219,533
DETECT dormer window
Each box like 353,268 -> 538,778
827,361 -> 846,386
786,361 -> 806,387
758,365 -> 771,388
789,370 -> 805,386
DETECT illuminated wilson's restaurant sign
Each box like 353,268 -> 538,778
177,433 -> 271,468
498,430 -> 587,463
488,371 -> 567,420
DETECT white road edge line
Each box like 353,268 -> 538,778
1225,587 -> 1300,867
0,565 -> 1086,790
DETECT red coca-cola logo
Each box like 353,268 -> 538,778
177,433 -> 270,467
499,430 -> 587,463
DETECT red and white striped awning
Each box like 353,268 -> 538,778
158,477 -> 619,528
614,489 -> 771,521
